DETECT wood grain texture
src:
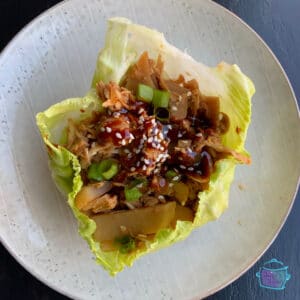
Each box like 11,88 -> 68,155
0,0 -> 299,299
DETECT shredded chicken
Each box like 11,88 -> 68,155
65,51 -> 249,218
91,194 -> 118,213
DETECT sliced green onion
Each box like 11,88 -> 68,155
165,170 -> 181,182
137,84 -> 153,103
124,186 -> 142,202
155,107 -> 170,122
87,159 -> 119,181
152,89 -> 170,108
115,236 -> 136,254
87,163 -> 104,181
102,162 -> 119,180
166,170 -> 177,180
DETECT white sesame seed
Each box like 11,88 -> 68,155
144,159 -> 150,165
135,149 -> 141,154
154,169 -> 159,174
124,149 -> 130,154
188,167 -> 194,171
115,132 -> 122,139
152,142 -> 157,148
173,176 -> 180,181
136,161 -> 141,167
178,132 -> 183,138
138,108 -> 144,114
159,146 -> 164,151
171,106 -> 178,111
158,132 -> 163,139
148,137 -> 153,143
113,112 -> 120,118
180,165 -> 186,169
130,167 -> 136,172
187,91 -> 192,96
178,95 -> 182,101
100,127 -> 105,132
158,195 -> 165,200
169,183 -> 174,187
151,119 -> 156,125
129,133 -> 135,139
127,153 -> 132,158
167,125 -> 172,130
139,116 -> 144,122
121,139 -> 126,146
196,132 -> 203,137
179,83 -> 184,87
142,165 -> 147,171
106,127 -> 112,133
154,128 -> 159,135
143,134 -> 147,140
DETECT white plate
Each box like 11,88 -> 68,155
0,0 -> 299,299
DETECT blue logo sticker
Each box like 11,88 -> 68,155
256,258 -> 291,290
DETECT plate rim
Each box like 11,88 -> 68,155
0,0 -> 298,299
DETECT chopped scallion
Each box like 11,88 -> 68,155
152,89 -> 170,108
137,84 -> 153,103
87,159 -> 119,181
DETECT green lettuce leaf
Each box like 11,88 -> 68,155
36,18 -> 254,275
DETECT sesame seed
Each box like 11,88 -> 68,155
179,83 -> 184,87
169,183 -> 174,187
136,161 -> 141,167
100,127 -> 105,132
113,112 -> 120,118
148,137 -> 153,143
167,125 -> 172,130
121,139 -> 126,145
154,169 -> 159,174
180,165 -> 186,169
188,167 -> 194,171
158,132 -> 163,139
173,176 -> 180,181
158,195 -> 165,200
187,147 -> 193,153
135,149 -> 141,154
130,167 -> 136,172
144,159 -> 150,165
187,91 -> 192,96
115,132 -> 122,139
178,95 -> 182,101
127,153 -> 132,158
106,127 -> 112,133
171,106 -> 178,111
142,165 -> 147,171
196,132 -> 203,137
178,132 -> 183,138
159,146 -> 164,151
129,133 -> 135,139
154,128 -> 159,135
151,119 -> 156,125
152,142 -> 157,148
138,108 -> 144,114
124,149 -> 130,154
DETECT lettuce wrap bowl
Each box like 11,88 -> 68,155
0,1 -> 299,299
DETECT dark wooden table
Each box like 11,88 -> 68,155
0,1 -> 299,299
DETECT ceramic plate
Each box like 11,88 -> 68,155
0,0 -> 299,299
